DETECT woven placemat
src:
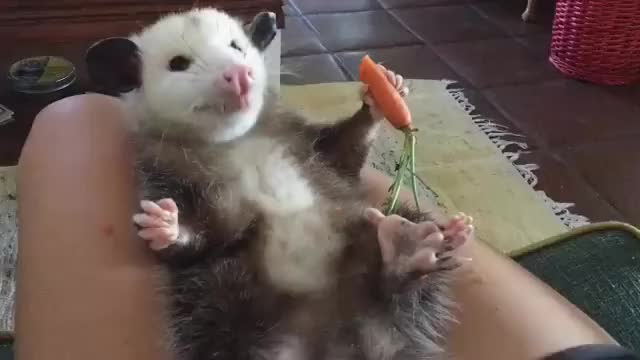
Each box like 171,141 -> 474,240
516,222 -> 640,351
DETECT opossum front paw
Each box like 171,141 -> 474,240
361,65 -> 409,120
133,199 -> 180,251
364,208 -> 472,285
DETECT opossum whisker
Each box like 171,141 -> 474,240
179,30 -> 210,72
154,127 -> 168,167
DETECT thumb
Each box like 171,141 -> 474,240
364,207 -> 385,225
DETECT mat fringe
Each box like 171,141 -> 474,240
444,82 -> 590,229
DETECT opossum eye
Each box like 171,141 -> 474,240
168,55 -> 192,71
230,40 -> 243,52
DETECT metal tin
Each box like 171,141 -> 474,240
8,56 -> 76,94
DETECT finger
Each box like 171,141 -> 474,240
133,213 -> 169,228
148,240 -> 171,251
408,248 -> 438,273
364,207 -> 386,225
439,261 -> 462,271
436,256 -> 466,271
395,74 -> 404,91
157,198 -> 178,212
443,217 -> 469,237
140,200 -> 172,220
421,230 -> 445,248
446,233 -> 469,250
414,221 -> 441,242
378,236 -> 396,266
384,69 -> 395,85
466,224 -> 475,235
436,243 -> 456,257
138,227 -> 176,242
363,94 -> 376,107
444,223 -> 472,241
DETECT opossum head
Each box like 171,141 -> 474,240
86,8 -> 277,142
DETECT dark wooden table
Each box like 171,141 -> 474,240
0,0 -> 283,166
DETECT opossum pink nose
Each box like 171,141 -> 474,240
222,65 -> 253,96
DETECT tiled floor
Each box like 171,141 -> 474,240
281,0 -> 640,224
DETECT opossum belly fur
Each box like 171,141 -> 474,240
228,136 -> 344,294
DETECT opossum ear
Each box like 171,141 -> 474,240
85,37 -> 141,95
246,12 -> 277,51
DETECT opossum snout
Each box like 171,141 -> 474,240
222,64 -> 253,97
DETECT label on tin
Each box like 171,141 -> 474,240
9,56 -> 76,94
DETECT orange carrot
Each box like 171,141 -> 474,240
359,55 -> 412,129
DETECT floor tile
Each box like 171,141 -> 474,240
516,33 -> 552,57
281,54 -> 349,84
484,80 -> 640,147
391,5 -> 505,44
283,0 -> 300,16
517,151 -> 626,223
434,37 -> 558,88
282,17 -> 326,56
307,11 -> 420,52
472,2 -> 550,36
604,83 -> 640,109
291,0 -> 382,14
559,139 -> 640,224
456,88 -> 541,150
335,45 -> 467,84
379,0 -> 486,8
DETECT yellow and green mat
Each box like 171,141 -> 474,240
281,80 -> 585,255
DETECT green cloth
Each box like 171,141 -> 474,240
0,343 -> 11,359
517,225 -> 640,351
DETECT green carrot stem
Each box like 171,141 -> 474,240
408,133 -> 420,212
387,149 -> 407,192
405,168 -> 430,193
385,132 -> 412,215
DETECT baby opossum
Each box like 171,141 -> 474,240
85,8 -> 473,360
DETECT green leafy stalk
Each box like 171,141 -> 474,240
409,132 -> 420,212
385,131 -> 411,215
384,128 -> 421,215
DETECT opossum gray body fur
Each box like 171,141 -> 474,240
86,8 -> 469,360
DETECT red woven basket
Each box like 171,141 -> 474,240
550,0 -> 640,85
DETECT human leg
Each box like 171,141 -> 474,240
15,94 -> 169,360
359,166 -> 618,360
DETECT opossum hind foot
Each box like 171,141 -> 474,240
364,208 -> 473,290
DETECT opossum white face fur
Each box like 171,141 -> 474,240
86,9 -> 277,142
